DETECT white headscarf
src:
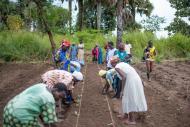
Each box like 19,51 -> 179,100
72,71 -> 83,81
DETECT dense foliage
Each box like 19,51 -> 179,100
166,0 -> 190,36
0,30 -> 189,62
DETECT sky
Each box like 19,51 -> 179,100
139,0 -> 176,38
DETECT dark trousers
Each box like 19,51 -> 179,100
113,76 -> 122,98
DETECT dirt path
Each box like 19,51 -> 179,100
0,62 -> 51,124
59,63 -> 114,127
134,61 -> 190,127
0,61 -> 190,127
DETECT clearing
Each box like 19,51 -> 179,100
0,60 -> 190,127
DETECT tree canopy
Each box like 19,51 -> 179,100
166,0 -> 190,36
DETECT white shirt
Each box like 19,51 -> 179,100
107,48 -> 117,68
125,44 -> 132,54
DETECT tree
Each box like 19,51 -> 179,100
116,0 -> 123,47
0,0 -> 17,29
83,1 -> 97,29
123,0 -> 153,30
32,0 -> 56,59
77,0 -> 83,31
58,0 -> 73,34
101,6 -> 116,32
45,5 -> 69,33
167,0 -> 190,36
68,0 -> 72,34
166,18 -> 190,36
96,0 -> 102,30
7,15 -> 23,31
141,15 -> 165,32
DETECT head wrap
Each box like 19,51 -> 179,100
72,71 -> 83,81
62,40 -> 71,47
98,70 -> 107,77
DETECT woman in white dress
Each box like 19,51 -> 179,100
78,40 -> 84,65
111,56 -> 147,125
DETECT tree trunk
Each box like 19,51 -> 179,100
35,1 -> 56,59
78,0 -> 83,31
129,0 -> 135,23
96,0 -> 101,30
116,0 -> 123,48
69,0 -> 72,34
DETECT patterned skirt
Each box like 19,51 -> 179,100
3,102 -> 40,127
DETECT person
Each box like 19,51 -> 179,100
69,60 -> 81,73
98,45 -> 103,64
41,70 -> 83,105
55,41 -> 71,71
78,40 -> 85,65
3,83 -> 67,127
70,43 -> 78,61
114,43 -> 128,62
98,69 -> 117,95
106,41 -> 117,70
92,45 -> 98,63
110,56 -> 147,125
144,40 -> 156,81
112,43 -> 129,98
104,43 -> 109,64
125,41 -> 132,55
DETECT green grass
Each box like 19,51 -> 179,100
0,31 -> 50,61
0,30 -> 189,62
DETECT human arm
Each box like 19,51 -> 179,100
153,49 -> 157,56
40,103 -> 58,127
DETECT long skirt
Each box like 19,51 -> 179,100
122,74 -> 147,113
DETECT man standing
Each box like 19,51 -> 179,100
106,41 -> 117,70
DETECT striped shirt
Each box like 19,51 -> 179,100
41,70 -> 73,90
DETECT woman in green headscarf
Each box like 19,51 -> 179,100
3,83 -> 67,127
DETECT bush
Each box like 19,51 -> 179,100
7,15 -> 23,31
0,31 -> 50,61
0,30 -> 189,62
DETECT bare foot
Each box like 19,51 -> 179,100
117,114 -> 124,119
123,119 -> 136,125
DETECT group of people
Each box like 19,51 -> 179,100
3,40 -> 85,127
3,39 -> 157,126
98,40 -> 156,124
91,41 -> 132,65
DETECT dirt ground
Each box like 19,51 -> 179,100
0,60 -> 190,127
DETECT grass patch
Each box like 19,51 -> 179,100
0,30 -> 189,62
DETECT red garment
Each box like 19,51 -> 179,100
62,40 -> 71,47
92,47 -> 99,59
92,48 -> 96,55
95,47 -> 99,59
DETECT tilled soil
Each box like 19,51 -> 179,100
0,60 -> 190,127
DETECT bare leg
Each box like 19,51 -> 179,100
146,60 -> 150,80
129,112 -> 136,123
123,112 -> 136,125
149,61 -> 154,81
150,61 -> 154,73
117,100 -> 124,118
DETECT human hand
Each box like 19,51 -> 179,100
120,92 -> 123,99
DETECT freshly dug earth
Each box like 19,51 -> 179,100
0,61 -> 190,127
